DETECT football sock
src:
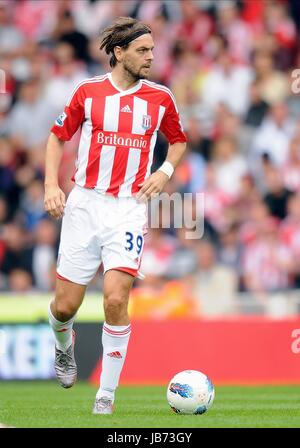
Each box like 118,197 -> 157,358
48,303 -> 75,352
96,322 -> 131,401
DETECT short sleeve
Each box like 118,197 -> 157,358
159,92 -> 187,145
51,83 -> 85,141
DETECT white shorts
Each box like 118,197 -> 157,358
56,185 -> 147,285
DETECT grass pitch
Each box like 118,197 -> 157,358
0,382 -> 300,428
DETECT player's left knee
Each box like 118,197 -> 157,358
103,293 -> 128,314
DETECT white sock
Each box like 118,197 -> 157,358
96,322 -> 131,402
48,304 -> 75,352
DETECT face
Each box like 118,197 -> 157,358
196,242 -> 216,270
117,33 -> 154,80
215,139 -> 235,161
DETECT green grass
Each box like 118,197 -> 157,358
0,382 -> 300,428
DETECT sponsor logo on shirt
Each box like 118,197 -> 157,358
97,131 -> 150,150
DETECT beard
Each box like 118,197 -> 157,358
123,58 -> 150,81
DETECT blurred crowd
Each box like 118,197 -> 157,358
1,0 -> 300,316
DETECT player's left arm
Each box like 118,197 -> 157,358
137,90 -> 187,201
136,141 -> 186,201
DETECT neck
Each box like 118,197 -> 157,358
110,67 -> 140,91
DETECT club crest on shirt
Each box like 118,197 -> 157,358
142,114 -> 151,130
55,112 -> 67,127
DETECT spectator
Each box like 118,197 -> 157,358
244,80 -> 269,128
86,35 -> 109,76
280,194 -> 300,288
0,223 -> 33,285
7,78 -> 53,149
0,195 -> 8,225
13,0 -> 58,41
18,178 -> 47,231
214,106 -> 252,155
139,227 -> 177,287
167,226 -> 197,279
218,223 -> 242,275
42,41 -> 89,114
263,166 -> 293,220
0,136 -> 20,218
146,13 -> 174,84
211,136 -> 248,198
0,195 -> 8,266
290,0 -> 300,33
282,138 -> 300,193
71,0 -> 132,39
184,116 -> 212,161
201,45 -> 253,117
175,0 -> 213,54
191,240 -> 238,316
172,145 -> 206,194
233,174 -> 262,225
32,219 -> 57,291
251,102 -> 296,171
217,0 -> 252,64
52,10 -> 90,63
202,162 -> 234,234
0,94 -> 11,136
0,3 -> 24,56
239,199 -> 272,245
253,50 -> 289,105
242,217 -> 293,294
169,40 -> 203,114
263,1 -> 297,70
8,268 -> 33,292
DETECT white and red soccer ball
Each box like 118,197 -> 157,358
167,370 -> 215,415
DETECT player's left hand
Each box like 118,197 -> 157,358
136,171 -> 169,202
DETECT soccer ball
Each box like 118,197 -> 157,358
167,370 -> 215,415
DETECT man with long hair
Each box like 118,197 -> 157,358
44,17 -> 187,415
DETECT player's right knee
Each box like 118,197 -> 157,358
53,300 -> 78,322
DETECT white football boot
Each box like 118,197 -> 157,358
54,330 -> 77,388
92,397 -> 114,415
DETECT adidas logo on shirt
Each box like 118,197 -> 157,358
120,105 -> 132,113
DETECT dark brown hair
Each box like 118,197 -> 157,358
100,17 -> 152,67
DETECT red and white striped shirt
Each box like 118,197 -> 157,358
51,73 -> 187,197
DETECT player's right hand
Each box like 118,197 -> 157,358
44,185 -> 66,219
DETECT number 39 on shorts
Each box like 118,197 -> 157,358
125,232 -> 144,254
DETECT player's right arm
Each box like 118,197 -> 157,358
44,81 -> 85,219
44,133 -> 66,219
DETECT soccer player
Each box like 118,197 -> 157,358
44,17 -> 187,415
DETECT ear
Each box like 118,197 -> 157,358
114,46 -> 123,63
